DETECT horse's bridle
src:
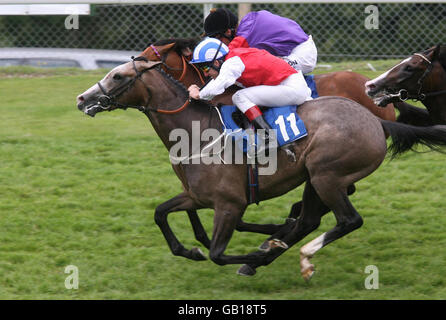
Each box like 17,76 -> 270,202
96,56 -> 154,112
96,56 -> 191,115
391,52 -> 446,102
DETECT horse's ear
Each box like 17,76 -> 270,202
156,43 -> 176,54
140,43 -> 176,59
140,60 -> 163,70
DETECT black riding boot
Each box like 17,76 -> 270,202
251,115 -> 272,137
251,115 -> 272,153
251,114 -> 296,162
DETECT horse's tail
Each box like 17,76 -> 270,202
381,120 -> 446,158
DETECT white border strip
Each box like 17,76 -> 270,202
0,4 -> 90,15
0,0 -> 445,4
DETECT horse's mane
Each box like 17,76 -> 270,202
437,45 -> 446,70
156,65 -> 189,95
155,66 -> 213,110
422,45 -> 446,70
152,38 -> 199,56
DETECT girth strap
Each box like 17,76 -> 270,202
247,162 -> 260,205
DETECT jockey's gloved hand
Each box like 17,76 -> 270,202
188,85 -> 201,100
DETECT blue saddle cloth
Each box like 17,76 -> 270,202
305,74 -> 319,99
221,105 -> 307,153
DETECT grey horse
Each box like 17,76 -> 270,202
77,57 -> 446,280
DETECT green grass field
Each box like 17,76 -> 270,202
1,61 -> 446,300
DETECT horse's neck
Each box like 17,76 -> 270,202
143,62 -> 216,150
422,65 -> 446,124
424,96 -> 446,124
145,98 -> 221,151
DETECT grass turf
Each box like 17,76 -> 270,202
1,61 -> 446,299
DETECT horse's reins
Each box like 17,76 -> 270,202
388,52 -> 446,102
96,56 -> 191,115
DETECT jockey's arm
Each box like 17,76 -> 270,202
199,56 -> 245,100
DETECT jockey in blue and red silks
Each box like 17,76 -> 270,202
203,8 -> 318,75
190,8 -> 316,142
187,38 -> 312,143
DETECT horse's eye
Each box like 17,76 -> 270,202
113,73 -> 123,81
403,65 -> 414,72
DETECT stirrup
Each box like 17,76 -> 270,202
281,145 -> 296,162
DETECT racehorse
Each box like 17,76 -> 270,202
139,38 -> 407,241
366,45 -> 446,126
76,56 -> 446,280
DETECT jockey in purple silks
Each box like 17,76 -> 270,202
203,8 -> 318,74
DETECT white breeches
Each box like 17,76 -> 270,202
232,72 -> 313,113
281,35 -> 318,74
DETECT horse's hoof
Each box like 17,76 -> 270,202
237,264 -> 256,276
271,239 -> 288,249
258,240 -> 270,251
190,247 -> 207,261
259,239 -> 289,252
301,265 -> 315,282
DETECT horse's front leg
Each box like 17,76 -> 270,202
187,210 -> 211,249
208,203 -> 274,268
237,181 -> 329,276
393,101 -> 433,126
235,198 -> 306,236
257,184 -> 355,250
154,193 -> 208,261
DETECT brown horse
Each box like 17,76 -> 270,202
366,45 -> 446,126
141,38 -> 397,121
76,56 -> 446,280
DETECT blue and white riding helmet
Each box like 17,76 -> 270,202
190,37 -> 229,65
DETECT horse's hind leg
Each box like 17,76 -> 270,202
154,193 -> 208,261
299,181 -> 363,281
235,219 -> 293,235
258,184 -> 356,252
207,203 -> 276,267
288,184 -> 355,219
237,180 -> 327,276
288,184 -> 356,219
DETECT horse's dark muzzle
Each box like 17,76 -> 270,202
77,102 -> 99,117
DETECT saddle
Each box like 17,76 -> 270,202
220,104 -> 308,152
219,74 -> 318,153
